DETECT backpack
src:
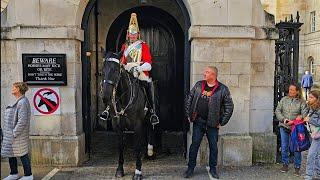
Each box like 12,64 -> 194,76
289,120 -> 311,152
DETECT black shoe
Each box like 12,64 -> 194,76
132,174 -> 142,180
280,164 -> 289,173
183,169 -> 193,178
209,169 -> 219,179
294,168 -> 300,176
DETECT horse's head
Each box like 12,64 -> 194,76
102,51 -> 121,105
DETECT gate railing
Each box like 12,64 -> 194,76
273,12 -> 303,162
274,12 -> 303,111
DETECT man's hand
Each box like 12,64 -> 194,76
136,66 -> 143,72
304,117 -> 310,122
217,124 -> 221,128
130,66 -> 140,78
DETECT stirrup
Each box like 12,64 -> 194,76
99,107 -> 110,121
150,114 -> 159,126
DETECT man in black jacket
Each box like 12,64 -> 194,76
183,66 -> 234,179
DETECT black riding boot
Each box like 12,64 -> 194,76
145,81 -> 159,126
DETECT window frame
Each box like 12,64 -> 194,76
310,11 -> 316,33
309,58 -> 316,75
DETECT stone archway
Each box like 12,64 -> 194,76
79,0 -> 191,155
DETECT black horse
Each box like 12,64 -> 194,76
101,52 -> 153,180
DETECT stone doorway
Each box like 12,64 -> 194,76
81,0 -> 191,156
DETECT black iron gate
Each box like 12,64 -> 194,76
273,12 -> 303,161
274,13 -> 303,109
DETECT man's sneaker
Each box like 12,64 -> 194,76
183,169 -> 193,178
3,174 -> 19,180
19,175 -> 33,180
280,165 -> 289,173
209,170 -> 219,179
294,168 -> 300,176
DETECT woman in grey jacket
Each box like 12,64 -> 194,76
1,82 -> 33,180
275,84 -> 308,176
304,90 -> 320,180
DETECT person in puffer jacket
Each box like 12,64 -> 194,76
1,82 -> 33,180
275,83 -> 308,176
304,90 -> 320,180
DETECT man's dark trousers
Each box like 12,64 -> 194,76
188,119 -> 219,171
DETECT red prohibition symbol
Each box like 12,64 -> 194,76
33,88 -> 60,114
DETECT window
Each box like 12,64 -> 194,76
308,57 -> 316,74
311,11 -> 316,32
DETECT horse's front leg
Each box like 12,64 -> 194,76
115,131 -> 125,178
147,118 -> 155,157
133,124 -> 144,180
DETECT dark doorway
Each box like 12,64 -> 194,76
81,1 -> 191,156
106,6 -> 185,132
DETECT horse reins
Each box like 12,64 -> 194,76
102,58 -> 136,119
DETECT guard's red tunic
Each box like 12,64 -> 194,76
120,42 -> 152,77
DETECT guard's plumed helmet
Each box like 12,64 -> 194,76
127,13 -> 140,38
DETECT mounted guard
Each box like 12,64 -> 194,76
99,13 -> 160,180
120,13 -> 159,127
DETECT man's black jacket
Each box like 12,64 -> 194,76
185,80 -> 234,127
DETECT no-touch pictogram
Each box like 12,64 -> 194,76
32,87 -> 60,115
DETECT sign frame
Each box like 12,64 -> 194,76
22,53 -> 67,86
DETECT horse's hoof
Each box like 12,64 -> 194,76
132,174 -> 143,180
147,149 -> 154,156
147,144 -> 153,157
115,168 -> 124,178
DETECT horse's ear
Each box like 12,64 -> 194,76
104,51 -> 114,60
105,51 -> 120,60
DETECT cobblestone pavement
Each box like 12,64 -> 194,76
48,131 -> 307,180
1,131 -> 309,180
1,160 -> 53,180
48,155 -> 307,180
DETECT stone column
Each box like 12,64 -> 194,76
186,0 -> 278,166
1,0 -> 86,166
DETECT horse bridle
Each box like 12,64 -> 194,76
101,57 -> 135,119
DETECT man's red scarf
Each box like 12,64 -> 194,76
201,80 -> 219,97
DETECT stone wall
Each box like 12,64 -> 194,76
186,0 -> 277,166
261,0 -> 320,86
1,0 -> 86,166
304,31 -> 320,83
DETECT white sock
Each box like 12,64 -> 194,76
148,144 -> 153,149
135,169 -> 142,175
